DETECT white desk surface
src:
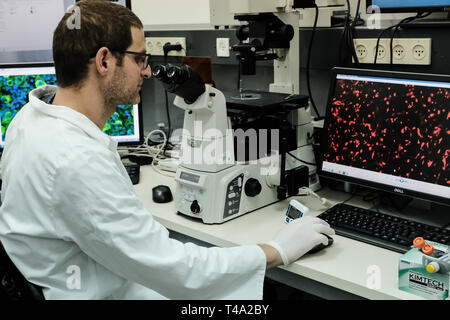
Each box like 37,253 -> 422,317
134,165 -> 425,300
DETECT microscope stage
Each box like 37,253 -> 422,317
223,90 -> 309,113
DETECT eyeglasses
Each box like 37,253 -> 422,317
89,49 -> 151,69
120,50 -> 152,69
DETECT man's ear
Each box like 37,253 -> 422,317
94,47 -> 111,75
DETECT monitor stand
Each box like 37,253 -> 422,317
372,198 -> 450,229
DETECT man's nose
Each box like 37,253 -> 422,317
143,65 -> 151,79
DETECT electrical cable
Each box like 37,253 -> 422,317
287,151 -> 316,166
295,186 -> 333,209
338,1 -> 351,65
342,193 -> 356,205
118,130 -> 167,170
389,12 -> 431,69
326,181 -> 382,205
163,53 -> 172,157
237,60 -> 241,90
339,0 -> 361,66
349,0 -> 362,62
363,192 -> 379,202
119,129 -> 177,177
352,0 -> 362,27
160,43 -> 185,157
373,18 -> 413,65
306,3 -> 322,120
374,12 -> 428,65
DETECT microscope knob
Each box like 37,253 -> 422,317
190,200 -> 202,214
245,178 -> 262,197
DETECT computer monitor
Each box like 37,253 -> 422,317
319,68 -> 449,224
367,0 -> 450,13
0,0 -> 131,64
0,63 -> 143,148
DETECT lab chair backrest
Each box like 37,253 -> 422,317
0,241 -> 45,300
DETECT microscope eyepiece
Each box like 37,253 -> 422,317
152,64 -> 170,83
167,65 -> 188,84
153,64 -> 206,104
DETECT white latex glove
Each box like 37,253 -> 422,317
267,216 -> 335,265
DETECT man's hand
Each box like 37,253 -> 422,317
265,216 -> 335,266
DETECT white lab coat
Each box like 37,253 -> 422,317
0,85 -> 266,300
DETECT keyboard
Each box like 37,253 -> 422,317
124,163 -> 140,185
318,203 -> 450,253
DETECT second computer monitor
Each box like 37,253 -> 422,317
319,68 -> 450,207
367,0 -> 450,12
0,64 -> 143,147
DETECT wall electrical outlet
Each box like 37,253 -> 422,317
216,38 -> 230,57
355,44 -> 368,60
145,37 -> 186,56
353,38 -> 432,65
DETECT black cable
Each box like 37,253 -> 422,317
389,12 -> 431,69
362,192 -> 379,202
373,26 -> 398,65
374,13 -> 426,65
344,0 -> 356,63
342,193 -> 356,204
237,60 -> 241,90
306,4 -> 322,120
348,0 -> 362,64
338,1 -> 351,65
287,151 -> 316,166
339,0 -> 364,67
353,0 -> 363,26
162,54 -> 171,157
161,43 -> 184,147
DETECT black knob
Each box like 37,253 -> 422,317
236,25 -> 250,41
245,178 -> 262,197
190,200 -> 201,214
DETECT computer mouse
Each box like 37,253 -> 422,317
307,235 -> 334,254
152,185 -> 173,203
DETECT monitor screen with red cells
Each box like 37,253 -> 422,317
322,74 -> 449,189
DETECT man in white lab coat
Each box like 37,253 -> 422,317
0,0 -> 334,299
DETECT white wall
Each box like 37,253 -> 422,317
131,0 -> 436,31
132,0 -> 237,30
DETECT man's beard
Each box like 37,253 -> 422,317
101,68 -> 140,118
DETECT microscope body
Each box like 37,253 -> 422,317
229,0 -> 321,191
152,0 -> 320,223
172,85 -> 284,224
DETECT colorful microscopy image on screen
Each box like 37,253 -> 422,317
324,78 -> 450,187
1,72 -> 135,142
0,73 -> 57,141
103,104 -> 135,137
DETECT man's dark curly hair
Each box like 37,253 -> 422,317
53,0 -> 143,87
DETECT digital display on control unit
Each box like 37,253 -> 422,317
180,172 -> 200,183
287,206 -> 303,220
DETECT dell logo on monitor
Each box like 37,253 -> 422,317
394,188 -> 404,194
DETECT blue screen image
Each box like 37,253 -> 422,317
0,73 -> 57,142
0,69 -> 139,147
372,0 -> 450,8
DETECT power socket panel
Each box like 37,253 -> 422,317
353,38 -> 432,65
145,37 -> 186,56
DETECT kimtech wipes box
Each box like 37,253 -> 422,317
399,240 -> 450,300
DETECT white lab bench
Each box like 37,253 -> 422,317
134,165 -> 426,300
